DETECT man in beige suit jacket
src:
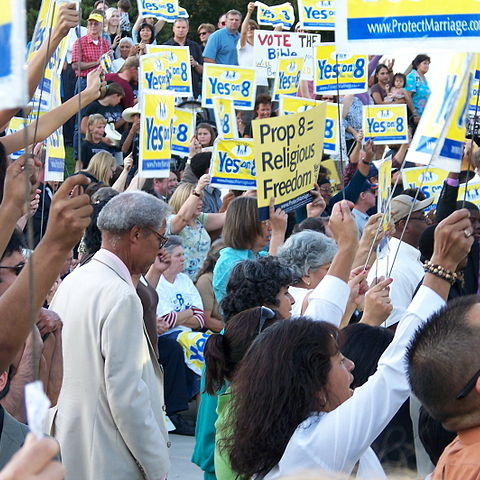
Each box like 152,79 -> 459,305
50,192 -> 171,480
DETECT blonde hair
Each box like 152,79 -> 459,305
169,182 -> 201,214
86,114 -> 107,142
84,151 -> 116,184
104,8 -> 121,35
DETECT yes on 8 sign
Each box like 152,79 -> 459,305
212,97 -> 239,140
202,64 -> 256,110
314,44 -> 367,95
298,0 -> 335,31
139,91 -> 175,178
363,104 -> 408,145
137,0 -> 179,22
171,108 -> 195,157
142,46 -> 192,96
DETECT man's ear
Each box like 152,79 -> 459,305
0,371 -> 8,392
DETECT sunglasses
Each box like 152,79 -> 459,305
199,31 -> 208,36
456,367 -> 480,400
258,306 -> 276,334
145,227 -> 168,249
0,262 -> 25,276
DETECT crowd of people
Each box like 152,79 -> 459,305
0,1 -> 479,480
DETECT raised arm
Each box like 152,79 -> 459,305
1,69 -> 104,155
240,3 -> 256,48
0,175 -> 92,372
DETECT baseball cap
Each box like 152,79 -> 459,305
391,194 -> 433,223
88,12 -> 104,23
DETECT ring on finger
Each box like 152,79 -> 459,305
464,229 -> 473,238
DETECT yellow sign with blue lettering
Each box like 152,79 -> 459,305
139,91 -> 175,178
377,158 -> 392,231
278,95 -> 320,116
137,0 -> 179,22
255,1 -> 295,29
401,167 -> 448,210
273,57 -> 304,102
210,139 -> 256,190
171,108 -> 195,157
362,105 -> 408,145
202,64 -> 256,110
298,0 -> 335,31
407,53 -> 473,173
252,103 -> 327,219
314,44 -> 367,95
212,97 -> 238,140
142,47 -> 192,96
458,181 -> 480,207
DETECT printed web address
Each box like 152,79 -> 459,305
348,14 -> 480,39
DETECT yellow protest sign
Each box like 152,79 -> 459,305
139,91 -> 175,178
336,0 -> 480,53
212,97 -> 238,139
252,103 -> 327,219
458,181 -> 480,207
468,55 -> 480,116
210,139 -> 256,190
255,2 -> 295,29
5,118 -> 26,160
136,0 -> 179,22
314,44 -> 367,96
363,105 -> 408,145
321,158 -> 341,191
377,158 -> 392,231
273,57 -> 304,102
407,53 -> 473,172
0,0 -> 26,109
298,0 -> 335,31
202,64 -> 256,110
171,108 -> 195,157
278,95 -> 320,116
142,47 -> 192,95
401,167 -> 448,209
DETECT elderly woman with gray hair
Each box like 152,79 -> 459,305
278,230 -> 337,316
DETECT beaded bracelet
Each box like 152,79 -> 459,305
423,261 -> 458,285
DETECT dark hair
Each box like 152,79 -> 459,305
401,187 -> 426,201
82,197 -> 117,256
373,63 -> 389,84
222,197 -> 262,250
455,200 -> 478,213
407,295 -> 480,423
254,93 -> 272,113
204,307 -> 277,394
341,323 -> 393,388
220,257 -> 294,322
104,81 -> 125,98
292,217 -> 326,234
190,152 -> 212,179
224,318 -> 339,478
195,123 -> 216,147
1,229 -> 25,262
137,23 -> 155,44
392,73 -> 406,88
411,54 -> 431,70
418,406 -> 456,465
117,0 -> 131,10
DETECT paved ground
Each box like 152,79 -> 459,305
169,434 -> 203,479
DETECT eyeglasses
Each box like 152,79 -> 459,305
258,306 -> 276,334
199,31 -> 208,36
145,227 -> 168,249
409,215 -> 427,223
0,263 -> 25,276
456,367 -> 480,399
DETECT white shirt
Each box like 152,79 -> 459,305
264,285 -> 445,479
367,237 -> 424,327
237,41 -> 268,86
155,272 -> 203,334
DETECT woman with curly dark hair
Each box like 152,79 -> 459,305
192,256 -> 294,480
220,215 -> 470,480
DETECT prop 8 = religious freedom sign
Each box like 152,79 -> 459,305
252,104 -> 326,219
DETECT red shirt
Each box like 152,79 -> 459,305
105,73 -> 135,109
71,34 -> 110,77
